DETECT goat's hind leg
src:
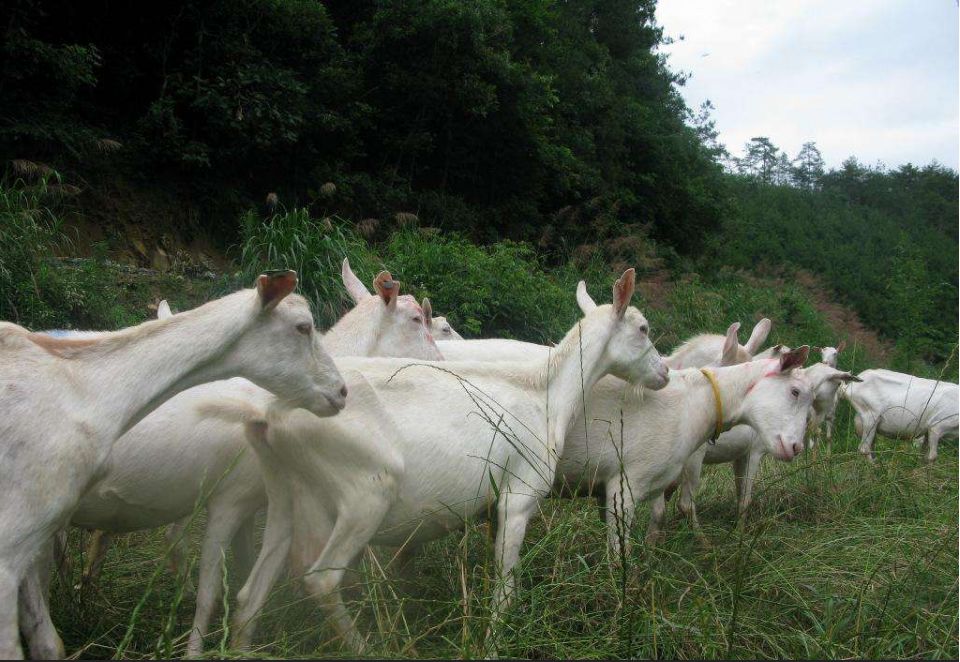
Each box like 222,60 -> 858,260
77,530 -> 113,591
301,499 -> 391,653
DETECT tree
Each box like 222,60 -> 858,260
737,137 -> 780,183
791,141 -> 825,190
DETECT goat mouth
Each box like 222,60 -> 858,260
777,435 -> 797,461
324,394 -> 347,412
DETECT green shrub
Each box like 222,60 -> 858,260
239,208 -> 382,329
0,176 -> 68,328
383,230 -> 581,341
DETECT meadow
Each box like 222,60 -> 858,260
51,423 -> 957,659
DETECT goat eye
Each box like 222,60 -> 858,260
412,316 -> 422,324
295,322 -> 312,335
790,387 -> 800,398
443,326 -> 451,334
639,325 -> 648,335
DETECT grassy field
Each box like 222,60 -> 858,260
6,192 -> 954,659
51,413 -> 958,660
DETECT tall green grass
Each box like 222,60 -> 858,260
0,176 -> 68,327
239,209 -> 382,329
50,426 -> 957,659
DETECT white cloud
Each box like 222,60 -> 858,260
657,0 -> 959,169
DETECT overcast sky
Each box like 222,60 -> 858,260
656,0 -> 959,170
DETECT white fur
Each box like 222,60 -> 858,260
805,345 -> 844,446
341,257 -> 463,340
0,273 -> 346,659
59,275 -> 443,657
204,271 -> 670,654
664,318 -> 771,369
677,363 -> 860,523
843,368 -> 959,462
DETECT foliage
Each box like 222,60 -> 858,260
0,0 -> 724,250
0,175 -> 69,327
238,208 -> 382,330
707,161 -> 958,369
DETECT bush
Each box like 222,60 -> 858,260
239,208 -> 382,329
384,230 -> 585,341
0,176 -> 68,328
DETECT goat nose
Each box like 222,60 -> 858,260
340,384 -> 349,399
793,441 -> 803,456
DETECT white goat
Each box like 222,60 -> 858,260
0,272 -> 347,660
342,257 -> 464,339
663,311 -> 771,369
438,296 -> 776,551
842,368 -> 959,462
55,271 -> 441,657
201,269 -> 670,654
439,281 -> 771,370
805,342 -> 846,446
675,362 -> 861,526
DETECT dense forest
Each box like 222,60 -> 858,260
1,0 -> 957,369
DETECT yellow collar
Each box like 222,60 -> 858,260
700,368 -> 724,444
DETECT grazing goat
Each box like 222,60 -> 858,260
842,369 -> 959,462
53,272 -> 440,657
0,272 -> 347,659
675,362 -> 861,527
201,269 -> 669,655
341,257 -> 464,339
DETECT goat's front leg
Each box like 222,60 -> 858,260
19,548 -> 64,659
643,493 -> 667,547
485,491 -> 538,658
856,414 -> 879,462
0,561 -> 23,660
734,452 -> 762,517
229,488 -> 294,654
677,452 -> 709,547
925,428 -> 943,463
186,504 -> 251,657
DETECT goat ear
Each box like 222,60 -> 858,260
779,345 -> 809,373
373,271 -> 399,310
156,299 -> 173,320
612,268 -> 636,319
837,340 -> 847,353
257,270 -> 298,312
743,318 -> 771,355
421,297 -> 433,323
720,322 -> 741,366
830,370 -> 861,384
576,280 -> 598,314
342,257 -> 372,304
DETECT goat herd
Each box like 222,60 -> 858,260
1,260 -> 956,659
